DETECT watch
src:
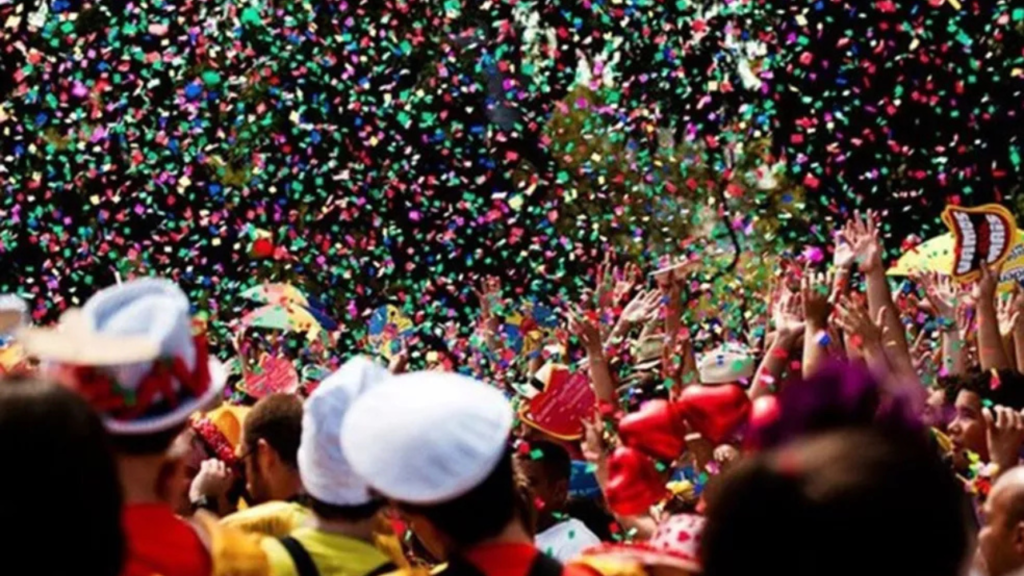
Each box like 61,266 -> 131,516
190,495 -> 217,514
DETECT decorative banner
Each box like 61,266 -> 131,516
941,204 -> 1015,283
242,354 -> 299,398
519,365 -> 596,440
368,305 -> 414,360
504,301 -> 559,358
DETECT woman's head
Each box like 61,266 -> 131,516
0,377 -> 124,576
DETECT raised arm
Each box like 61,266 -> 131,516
850,211 -> 912,367
801,270 -> 833,379
751,287 -> 804,399
569,309 -> 617,404
976,264 -> 1013,371
918,272 -> 965,377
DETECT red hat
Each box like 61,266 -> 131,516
582,514 -> 705,573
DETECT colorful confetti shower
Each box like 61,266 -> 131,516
0,0 -> 1022,353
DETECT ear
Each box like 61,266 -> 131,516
1014,521 -> 1024,555
554,477 -> 570,501
257,438 -> 276,467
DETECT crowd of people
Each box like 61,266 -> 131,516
4,209 -> 1024,576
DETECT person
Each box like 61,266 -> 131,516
945,370 -> 1024,473
979,466 -> 1024,576
216,393 -> 309,537
0,376 -> 125,576
700,428 -> 971,576
514,440 -> 601,562
573,514 -> 705,576
260,355 -> 403,576
342,370 -> 598,576
19,278 -> 267,576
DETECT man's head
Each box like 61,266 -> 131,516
343,371 -> 517,558
0,377 -> 124,576
702,428 -> 971,576
980,467 -> 1024,576
299,356 -> 391,520
239,393 -> 303,504
513,439 -> 571,519
945,370 -> 1024,469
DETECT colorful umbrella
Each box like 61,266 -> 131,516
240,283 -> 310,307
239,303 -> 323,341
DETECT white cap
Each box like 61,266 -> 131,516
20,278 -> 223,434
698,343 -> 755,385
299,356 -> 390,507
342,371 -> 514,505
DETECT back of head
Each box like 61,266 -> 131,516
702,428 -> 970,576
402,450 -> 519,549
299,356 -> 390,519
244,393 -> 303,468
516,439 -> 571,485
342,370 -> 516,551
944,369 -> 1024,411
0,377 -> 124,576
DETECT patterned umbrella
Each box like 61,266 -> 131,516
239,303 -> 323,341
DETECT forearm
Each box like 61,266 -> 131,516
751,336 -> 794,399
1014,327 -> 1024,373
941,330 -> 965,377
587,347 -> 617,404
979,302 -> 1012,370
802,325 -> 831,379
864,268 -> 910,358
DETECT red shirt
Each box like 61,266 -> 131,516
122,503 -> 212,576
463,543 -> 599,576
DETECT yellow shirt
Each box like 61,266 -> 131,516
222,501 -> 312,538
262,527 -> 391,576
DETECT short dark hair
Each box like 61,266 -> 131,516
309,497 -> 385,522
943,369 -> 1024,411
244,393 -> 303,468
401,449 -> 518,549
109,423 -> 186,455
516,439 -> 571,484
702,428 -> 970,576
0,377 -> 125,576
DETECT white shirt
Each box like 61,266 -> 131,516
535,518 -> 602,563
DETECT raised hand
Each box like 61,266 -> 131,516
620,289 -> 662,326
801,269 -> 832,330
581,409 -> 609,465
189,458 -> 234,505
836,296 -> 884,354
848,210 -> 883,273
833,221 -> 858,270
612,262 -> 643,306
568,307 -> 603,354
916,272 -> 958,321
985,406 -> 1024,472
772,287 -> 805,339
974,262 -> 1003,306
997,293 -> 1020,338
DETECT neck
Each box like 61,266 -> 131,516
535,511 -> 557,533
272,469 -> 304,503
470,517 -> 534,549
310,515 -> 378,543
117,454 -> 169,505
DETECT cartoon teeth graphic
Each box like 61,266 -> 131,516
942,204 -> 1016,283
